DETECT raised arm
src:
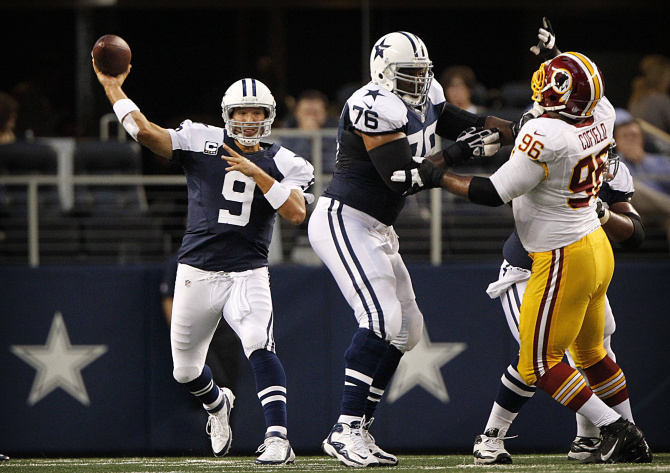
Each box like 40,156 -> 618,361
93,61 -> 173,159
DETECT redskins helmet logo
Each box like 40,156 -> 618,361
551,69 -> 572,100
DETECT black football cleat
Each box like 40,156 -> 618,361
581,418 -> 652,464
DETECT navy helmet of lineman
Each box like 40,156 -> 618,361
221,78 -> 277,146
370,31 -> 434,111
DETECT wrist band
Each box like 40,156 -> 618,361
599,209 -> 610,225
264,181 -> 291,209
113,98 -> 140,122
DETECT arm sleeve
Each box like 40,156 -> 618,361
619,212 -> 645,250
468,176 -> 505,207
367,138 -> 414,194
435,102 -> 487,140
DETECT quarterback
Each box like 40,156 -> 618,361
393,51 -> 652,464
308,31 -> 514,467
93,63 -> 314,465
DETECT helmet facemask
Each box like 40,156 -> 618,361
603,140 -> 619,182
392,64 -> 434,108
223,105 -> 275,147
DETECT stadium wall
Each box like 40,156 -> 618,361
1,262 -> 668,456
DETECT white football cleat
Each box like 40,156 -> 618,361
473,428 -> 513,465
255,432 -> 296,465
206,387 -> 235,457
361,417 -> 398,466
323,420 -> 379,467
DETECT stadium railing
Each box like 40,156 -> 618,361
1,132 -> 668,267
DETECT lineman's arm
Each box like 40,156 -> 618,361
93,61 -> 173,159
222,143 -> 306,225
598,200 -> 645,249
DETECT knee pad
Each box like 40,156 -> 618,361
239,327 -> 272,358
173,365 -> 201,384
391,300 -> 424,353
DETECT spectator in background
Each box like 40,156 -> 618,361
614,110 -> 670,242
11,81 -> 58,139
282,90 -> 338,174
439,65 -> 487,114
0,91 -> 18,144
160,251 -> 241,393
628,54 -> 670,135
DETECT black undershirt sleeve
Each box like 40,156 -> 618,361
619,212 -> 645,250
367,138 -> 414,194
435,102 -> 487,140
467,176 -> 505,207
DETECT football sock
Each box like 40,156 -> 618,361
536,362 -> 593,412
184,364 -> 223,411
340,328 -> 389,419
249,349 -> 288,431
575,413 -> 600,438
484,360 -> 534,435
364,344 -> 403,420
583,355 -> 633,421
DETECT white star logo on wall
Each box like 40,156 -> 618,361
11,312 -> 108,406
386,325 -> 467,403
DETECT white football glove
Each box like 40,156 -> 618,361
530,17 -> 559,58
391,157 -> 445,195
456,127 -> 501,157
518,102 -> 546,133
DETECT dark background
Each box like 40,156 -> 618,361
1,0 -> 669,139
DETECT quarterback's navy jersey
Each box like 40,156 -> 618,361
168,120 -> 314,272
503,161 -> 635,270
324,81 -> 446,225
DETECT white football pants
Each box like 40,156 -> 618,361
171,263 -> 275,383
308,197 -> 423,352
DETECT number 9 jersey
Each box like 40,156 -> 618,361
490,97 -> 616,253
168,120 -> 314,272
324,81 -> 445,225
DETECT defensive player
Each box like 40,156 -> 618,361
472,21 -> 648,465
308,31 -> 514,467
392,51 -> 652,464
93,63 -> 314,465
473,154 -> 647,464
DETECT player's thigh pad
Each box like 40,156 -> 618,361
171,264 -> 223,383
308,198 -> 402,341
390,253 -> 423,352
569,230 -> 614,369
222,267 -> 274,358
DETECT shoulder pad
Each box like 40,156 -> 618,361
347,85 -> 407,133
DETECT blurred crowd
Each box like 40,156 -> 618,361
2,53 -> 670,249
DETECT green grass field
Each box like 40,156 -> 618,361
1,454 -> 668,473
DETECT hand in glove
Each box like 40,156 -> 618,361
390,157 -> 445,195
530,17 -> 559,58
443,127 -> 500,166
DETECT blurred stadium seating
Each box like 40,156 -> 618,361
0,134 -> 668,266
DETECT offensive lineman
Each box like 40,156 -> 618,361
308,31 -> 515,467
93,62 -> 314,465
392,51 -> 652,464
472,20 -> 648,465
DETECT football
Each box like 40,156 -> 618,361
91,34 -> 131,76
